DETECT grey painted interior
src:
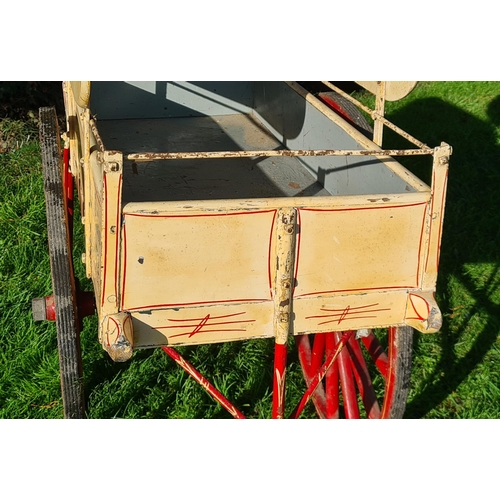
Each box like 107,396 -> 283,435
97,115 -> 330,204
253,82 -> 415,196
90,82 -> 254,119
90,82 -> 416,204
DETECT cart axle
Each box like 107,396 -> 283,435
32,290 -> 96,322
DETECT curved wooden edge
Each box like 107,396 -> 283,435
355,81 -> 418,101
404,291 -> 442,333
101,312 -> 134,362
70,81 -> 91,108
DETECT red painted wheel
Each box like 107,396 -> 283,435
39,106 -> 85,418
295,326 -> 413,418
317,90 -> 373,138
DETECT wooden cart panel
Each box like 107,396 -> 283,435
63,81 -> 449,357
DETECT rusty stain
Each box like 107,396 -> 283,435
127,147 -> 433,162
89,118 -> 105,152
368,197 -> 390,203
289,181 -> 301,189
274,208 -> 296,344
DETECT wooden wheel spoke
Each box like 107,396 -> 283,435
310,333 -> 326,374
361,331 -> 389,380
295,334 -> 328,418
325,333 -> 339,418
295,327 -> 412,419
347,336 -> 381,419
335,331 -> 360,419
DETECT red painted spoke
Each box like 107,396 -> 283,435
295,335 -> 328,418
361,331 -> 389,380
381,327 -> 398,419
310,333 -> 326,374
325,333 -> 339,418
335,331 -> 360,419
288,330 -> 354,419
347,336 -> 381,419
161,346 -> 246,419
295,334 -> 313,377
272,343 -> 287,419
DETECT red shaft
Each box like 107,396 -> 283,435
161,346 -> 246,419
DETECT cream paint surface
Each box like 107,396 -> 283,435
121,210 -> 276,310
294,202 -> 428,296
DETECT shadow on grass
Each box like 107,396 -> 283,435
81,328 -> 277,418
383,94 -> 500,418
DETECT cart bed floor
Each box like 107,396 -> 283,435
96,113 -> 331,204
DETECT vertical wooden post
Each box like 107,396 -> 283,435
272,208 -> 296,418
422,142 -> 451,290
373,81 -> 386,146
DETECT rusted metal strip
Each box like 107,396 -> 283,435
89,119 -> 105,152
320,81 -> 430,150
128,148 -> 433,162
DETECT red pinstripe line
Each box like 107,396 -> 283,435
436,170 -> 448,272
124,314 -> 132,329
296,202 -> 428,298
294,209 -> 302,295
317,315 -> 379,326
406,293 -> 430,321
295,285 -> 414,298
125,209 -> 277,219
121,221 -> 127,310
299,202 -> 428,213
318,303 -> 380,312
106,316 -> 120,347
114,174 -> 122,303
268,210 -> 277,297
416,202 -> 428,288
102,175 -> 108,308
338,305 -> 351,323
166,311 -> 247,322
158,320 -> 255,329
306,308 -> 391,320
121,211 -> 276,309
425,169 -> 437,274
188,313 -> 210,337
126,298 -> 271,312
169,328 -> 247,338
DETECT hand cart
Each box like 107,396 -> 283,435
32,81 -> 450,418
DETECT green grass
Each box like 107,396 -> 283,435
1,81 -> 500,418
375,81 -> 500,418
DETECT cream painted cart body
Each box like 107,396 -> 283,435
34,81 -> 450,418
